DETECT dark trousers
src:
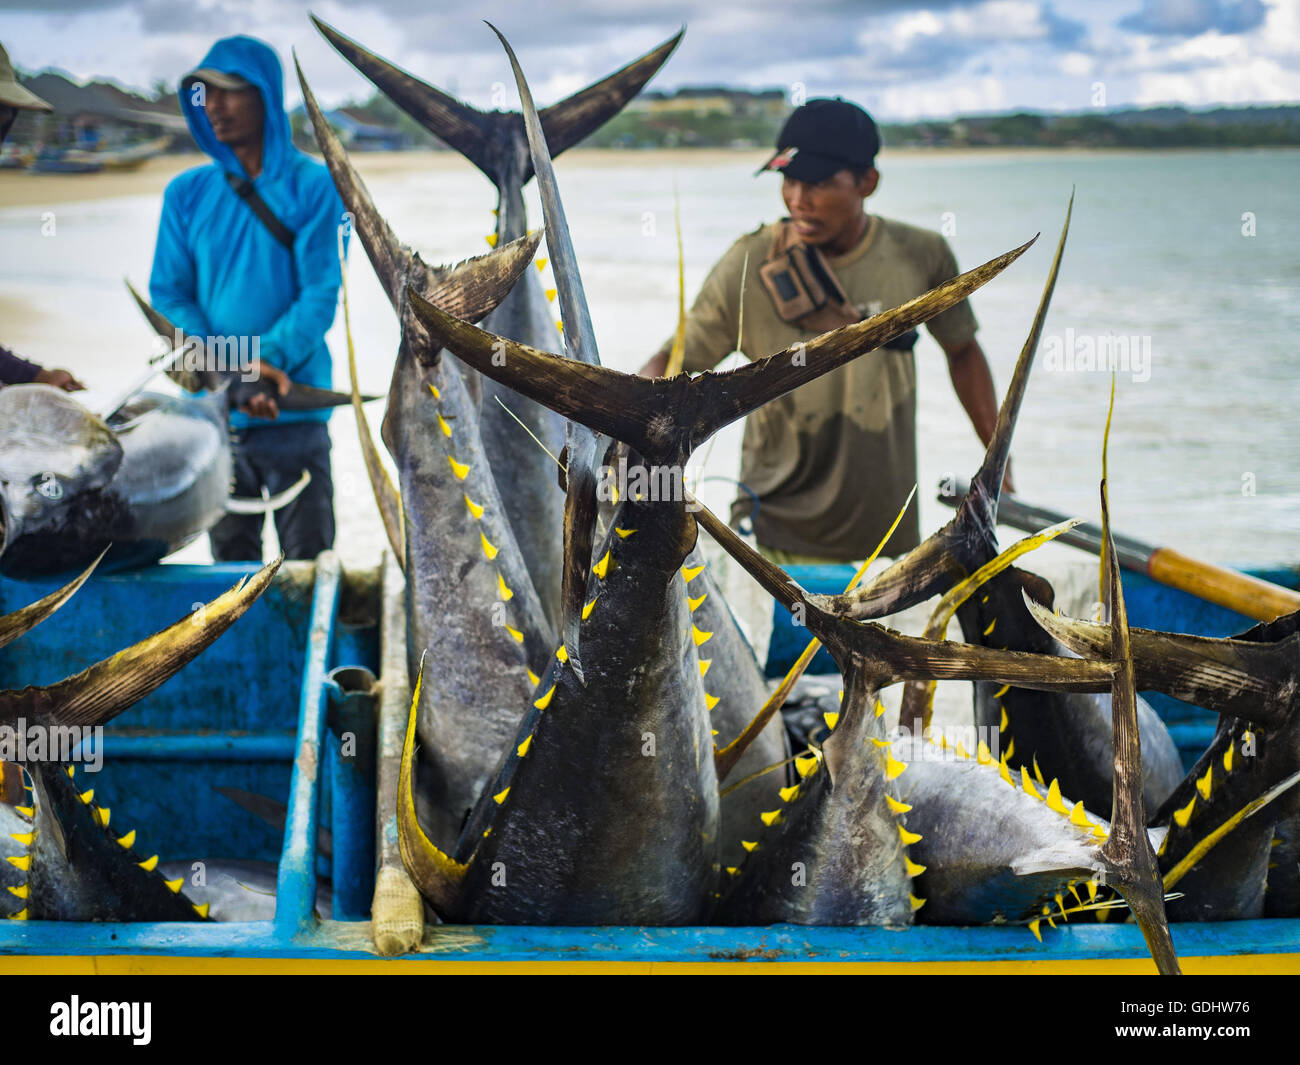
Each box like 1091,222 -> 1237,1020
210,421 -> 336,562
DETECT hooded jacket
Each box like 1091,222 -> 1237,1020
149,35 -> 344,429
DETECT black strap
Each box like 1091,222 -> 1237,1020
225,171 -> 295,251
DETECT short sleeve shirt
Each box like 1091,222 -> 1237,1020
664,215 -> 978,560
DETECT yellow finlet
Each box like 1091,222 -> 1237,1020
95,807 -> 110,829
687,593 -> 707,612
485,233 -> 498,247
15,806 -> 32,818
992,683 -> 1011,700
681,563 -> 705,582
428,383 -> 441,400
138,854 -> 159,872
463,494 -> 484,519
1000,706 -> 1009,732
116,829 -> 136,849
1086,880 -> 1099,902
591,550 -> 612,579
870,737 -> 891,749
705,692 -> 720,711
1223,743 -> 1234,773
976,741 -> 994,765
526,668 -> 540,687
615,527 -> 636,538
741,840 -> 758,853
779,785 -> 799,802
556,644 -> 569,663
1033,756 -> 1046,787
6,855 -> 30,871
535,257 -> 548,272
480,532 -> 498,560
794,753 -> 819,778
516,735 -> 533,758
437,413 -> 452,437
493,787 -> 510,805
534,685 -> 557,710
910,894 -> 926,912
7,884 -> 28,899
886,795 -> 912,815
1068,801 -> 1092,829
8,908 -> 27,920
496,573 -> 513,601
1196,767 -> 1213,801
760,810 -> 782,827
698,658 -> 712,678
1028,919 -> 1043,942
545,287 -> 557,302
904,857 -> 927,877
582,597 -> 598,620
448,456 -> 470,480
8,832 -> 32,846
874,699 -> 886,718
556,320 -> 564,333
1173,795 -> 1196,828
193,902 -> 211,919
692,625 -> 713,646
164,877 -> 184,893
503,624 -> 524,643
954,741 -> 970,760
998,757 -> 1015,787
66,766 -> 75,778
726,867 -> 739,877
1021,766 -> 1042,800
983,617 -> 997,636
1045,779 -> 1069,815
898,825 -> 922,845
1005,737 -> 1015,761
823,711 -> 839,731
884,753 -> 907,781
78,789 -> 94,805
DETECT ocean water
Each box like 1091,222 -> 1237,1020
2,147 -> 1297,573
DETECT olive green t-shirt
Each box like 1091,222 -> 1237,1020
664,215 -> 978,560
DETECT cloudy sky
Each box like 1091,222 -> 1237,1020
2,0 -> 1298,120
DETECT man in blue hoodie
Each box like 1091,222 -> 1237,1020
150,35 -> 345,561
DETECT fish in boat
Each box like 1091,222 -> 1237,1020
1032,588 -> 1300,922
312,16 -> 682,631
0,557 -> 280,920
391,25 -> 1032,924
819,193 -> 1183,820
296,58 -> 560,848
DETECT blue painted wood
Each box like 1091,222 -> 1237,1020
274,553 -> 341,938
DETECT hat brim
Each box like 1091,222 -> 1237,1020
182,67 -> 253,92
757,147 -> 872,183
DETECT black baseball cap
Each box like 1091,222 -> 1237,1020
757,98 -> 880,182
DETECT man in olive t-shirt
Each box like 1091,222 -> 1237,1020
640,99 -> 1009,564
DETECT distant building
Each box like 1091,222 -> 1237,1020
322,108 -> 412,151
17,72 -> 188,148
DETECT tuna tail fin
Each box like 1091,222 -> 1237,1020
405,238 -> 1033,470
837,192 -> 1073,621
311,16 -> 681,189
0,557 -> 281,731
295,53 -> 543,325
125,280 -> 221,394
0,547 -> 105,651
339,225 -> 405,569
1024,600 -> 1293,730
1094,384 -> 1182,976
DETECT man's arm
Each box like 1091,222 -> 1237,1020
941,336 -> 1014,492
149,180 -> 214,341
638,237 -> 751,378
256,177 -> 345,380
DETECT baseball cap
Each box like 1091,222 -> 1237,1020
757,98 -> 880,182
182,67 -> 253,92
0,42 -> 53,112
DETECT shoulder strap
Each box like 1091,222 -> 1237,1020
225,171 -> 296,251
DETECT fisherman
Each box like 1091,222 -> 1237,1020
640,98 -> 1011,564
0,42 -> 85,393
149,35 -> 345,562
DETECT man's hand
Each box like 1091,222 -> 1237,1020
238,359 -> 290,420
34,367 -> 85,392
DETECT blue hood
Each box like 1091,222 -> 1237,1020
181,35 -> 292,180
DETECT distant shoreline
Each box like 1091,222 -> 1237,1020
2,144 -> 1295,210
